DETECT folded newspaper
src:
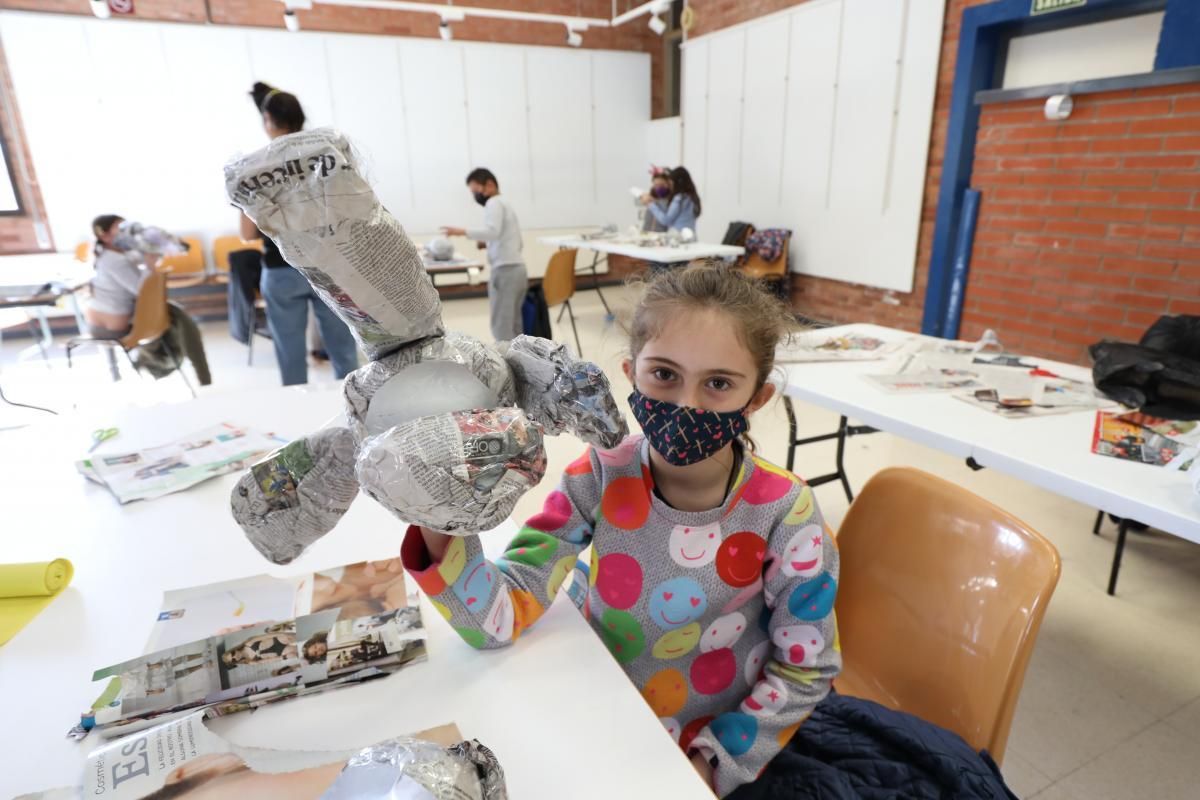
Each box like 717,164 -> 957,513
26,715 -> 509,800
78,424 -> 286,504
74,558 -> 426,741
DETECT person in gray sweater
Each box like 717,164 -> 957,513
442,168 -> 528,343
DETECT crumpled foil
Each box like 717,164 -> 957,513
321,738 -> 507,800
356,408 -> 546,534
502,335 -> 628,449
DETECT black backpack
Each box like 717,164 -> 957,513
1090,315 -> 1200,419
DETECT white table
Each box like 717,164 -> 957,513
539,233 -> 745,264
421,252 -> 485,288
0,386 -> 713,799
782,323 -> 1200,595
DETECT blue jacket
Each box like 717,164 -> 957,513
647,194 -> 698,232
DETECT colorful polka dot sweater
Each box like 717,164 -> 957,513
400,435 -> 841,797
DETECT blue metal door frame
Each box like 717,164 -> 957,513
920,0 -> 1199,338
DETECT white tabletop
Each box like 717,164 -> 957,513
0,386 -> 712,798
783,324 -> 1200,545
540,233 -> 744,264
0,252 -> 92,294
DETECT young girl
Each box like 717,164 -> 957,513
402,262 -> 839,797
642,165 -> 702,233
86,213 -> 153,339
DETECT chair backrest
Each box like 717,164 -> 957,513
158,236 -> 205,275
120,269 -> 171,349
542,248 -> 577,308
213,235 -> 263,272
74,242 -> 91,263
834,467 -> 1060,765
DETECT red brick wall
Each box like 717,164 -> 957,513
962,84 -> 1200,365
0,40 -> 51,253
685,0 -> 992,331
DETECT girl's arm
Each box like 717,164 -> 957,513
239,212 -> 258,241
646,194 -> 683,227
401,447 -> 603,649
689,483 -> 842,798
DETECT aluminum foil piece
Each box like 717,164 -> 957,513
224,128 -> 444,360
112,221 -> 186,256
356,408 -> 546,534
502,335 -> 628,450
321,738 -> 506,800
344,333 -> 516,438
231,426 -> 361,564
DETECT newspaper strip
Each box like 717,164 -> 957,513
357,408 -> 546,533
224,128 -> 443,360
79,424 -> 287,504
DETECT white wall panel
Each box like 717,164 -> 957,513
527,48 -> 594,228
699,29 -> 745,242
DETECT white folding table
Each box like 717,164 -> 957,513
0,386 -> 713,799
539,233 -> 746,318
781,323 -> 1200,596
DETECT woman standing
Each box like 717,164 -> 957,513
642,165 -> 702,233
241,82 -> 359,386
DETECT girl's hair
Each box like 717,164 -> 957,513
668,166 -> 701,217
250,81 -> 305,134
303,630 -> 329,664
628,261 -> 798,450
91,213 -> 123,260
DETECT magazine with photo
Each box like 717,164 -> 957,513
775,332 -> 911,363
76,424 -> 287,504
80,559 -> 427,739
1092,411 -> 1188,466
25,711 -> 464,800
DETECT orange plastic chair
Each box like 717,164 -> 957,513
212,234 -> 263,273
834,467 -> 1060,765
542,248 -> 581,356
65,270 -> 194,396
74,242 -> 91,262
157,236 -> 206,286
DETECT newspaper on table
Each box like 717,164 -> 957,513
776,332 -> 911,363
77,424 -> 287,504
225,128 -> 443,361
76,559 -> 427,741
866,370 -> 984,394
24,714 -> 510,800
954,369 -> 1106,418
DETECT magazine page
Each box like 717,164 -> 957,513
83,558 -> 424,737
21,711 -> 464,800
775,332 -> 911,363
84,424 -> 287,504
1092,411 -> 1187,466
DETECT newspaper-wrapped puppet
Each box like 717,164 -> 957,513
113,221 -> 189,257
224,129 -> 627,564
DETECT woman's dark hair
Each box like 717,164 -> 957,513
303,630 -> 329,664
669,166 -> 701,218
91,213 -> 123,259
466,167 -> 499,189
250,81 -> 305,134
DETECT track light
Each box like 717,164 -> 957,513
284,9 -> 300,31
89,0 -> 111,19
439,20 -> 453,40
566,24 -> 583,47
648,13 -> 666,35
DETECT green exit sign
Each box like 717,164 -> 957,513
1032,0 -> 1086,14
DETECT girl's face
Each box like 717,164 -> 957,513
651,177 -> 671,198
624,308 -> 775,415
99,220 -> 121,249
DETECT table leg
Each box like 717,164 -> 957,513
1093,510 -> 1104,536
1107,518 -> 1130,596
834,415 -> 854,504
783,397 -> 876,503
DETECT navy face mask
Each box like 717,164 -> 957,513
629,389 -> 747,466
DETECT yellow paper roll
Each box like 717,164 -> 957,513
0,559 -> 74,646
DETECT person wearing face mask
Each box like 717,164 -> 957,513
441,168 -> 528,343
640,167 -> 672,233
239,82 -> 359,386
642,165 -> 702,233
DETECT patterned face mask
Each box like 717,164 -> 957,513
629,389 -> 747,466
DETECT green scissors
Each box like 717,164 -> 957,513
89,427 -> 119,453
